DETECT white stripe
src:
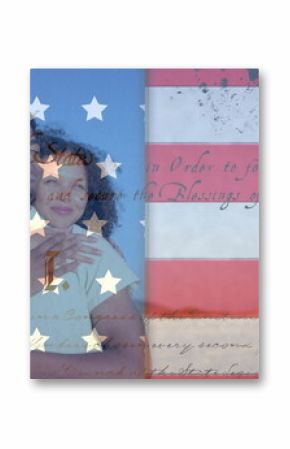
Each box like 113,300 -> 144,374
146,87 -> 259,143
146,318 -> 259,376
146,202 -> 259,259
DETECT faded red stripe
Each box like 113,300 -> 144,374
146,260 -> 259,318
146,69 -> 259,87
146,144 -> 258,203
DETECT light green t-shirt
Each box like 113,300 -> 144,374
31,223 -> 140,354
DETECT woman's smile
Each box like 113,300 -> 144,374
50,205 -> 74,216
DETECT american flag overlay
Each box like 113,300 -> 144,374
145,69 -> 259,379
30,69 -> 259,379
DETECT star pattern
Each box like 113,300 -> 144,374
30,78 -> 145,368
140,219 -> 145,238
82,329 -> 108,352
82,96 -> 108,121
38,275 -> 64,295
96,154 -> 122,179
96,270 -> 121,295
30,97 -> 50,121
30,211 -> 49,237
37,155 -> 63,179
30,328 -> 50,351
82,213 -> 107,236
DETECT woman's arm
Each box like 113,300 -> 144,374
30,287 -> 145,379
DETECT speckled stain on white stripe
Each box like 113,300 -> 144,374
145,318 -> 259,376
146,87 -> 259,143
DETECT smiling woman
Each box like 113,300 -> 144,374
30,125 -> 146,379
35,162 -> 88,230
30,128 -> 119,238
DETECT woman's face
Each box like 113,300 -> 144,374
34,157 -> 88,230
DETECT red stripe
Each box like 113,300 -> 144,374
146,144 -> 259,203
146,69 -> 259,87
146,374 -> 259,380
146,260 -> 259,318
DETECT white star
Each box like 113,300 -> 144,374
38,276 -> 64,295
30,211 -> 49,237
82,96 -> 108,121
82,213 -> 107,236
37,155 -> 63,179
139,104 -> 145,112
30,96 -> 50,121
82,329 -> 107,352
96,270 -> 121,295
96,154 -> 121,179
140,219 -> 145,238
30,328 -> 49,352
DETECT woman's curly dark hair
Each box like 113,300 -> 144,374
30,123 -> 119,238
